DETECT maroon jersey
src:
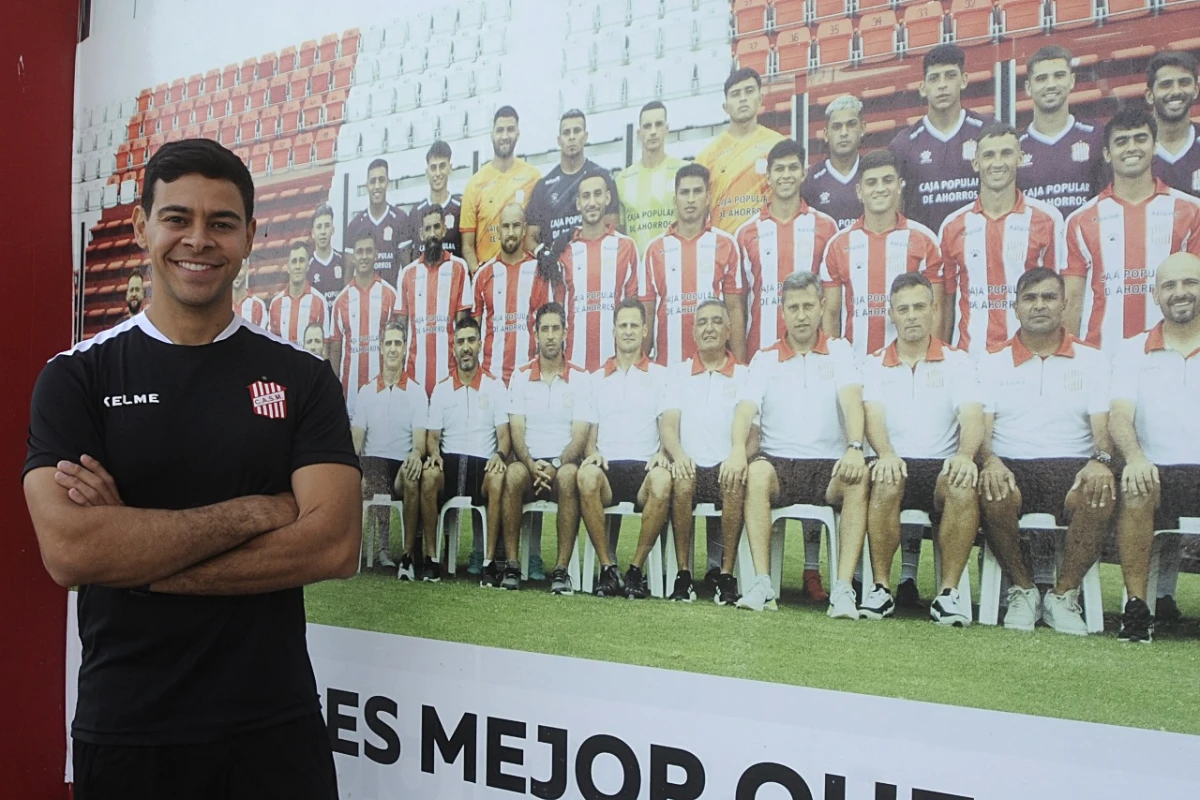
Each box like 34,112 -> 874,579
308,249 -> 345,309
890,111 -> 986,233
801,158 -> 863,231
1153,123 -> 1200,198
346,204 -> 412,288
1017,116 -> 1106,217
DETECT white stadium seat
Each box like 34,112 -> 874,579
383,21 -> 407,50
588,69 -> 623,112
432,8 -> 456,35
376,49 -> 401,80
105,100 -> 123,123
411,114 -> 440,148
119,178 -> 138,205
85,184 -> 102,211
692,13 -> 731,47
563,33 -> 593,73
361,120 -> 388,155
479,33 -> 506,58
662,20 -> 696,54
361,24 -> 385,53
694,46 -> 733,92
419,73 -> 446,107
627,66 -> 663,105
626,28 -> 661,64
102,181 -> 118,209
368,85 -> 396,117
353,54 -> 378,86
457,3 -> 484,32
346,91 -> 370,122
593,29 -> 625,69
441,102 -> 469,140
425,39 -> 453,72
97,153 -> 114,179
446,66 -> 473,100
475,63 -> 502,96
71,156 -> 84,183
395,81 -> 419,111
399,48 -> 421,75
384,119 -> 409,152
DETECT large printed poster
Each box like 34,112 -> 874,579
69,0 -> 1200,796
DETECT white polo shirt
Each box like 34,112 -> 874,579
508,359 -> 593,460
664,353 -> 750,469
863,338 -> 981,460
426,369 -> 509,459
979,331 -> 1110,460
1111,323 -> 1200,466
739,332 -> 861,460
582,356 -> 669,463
351,374 -> 428,459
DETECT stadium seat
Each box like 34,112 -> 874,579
476,63 -> 503,95
949,0 -> 997,43
147,133 -> 165,161
186,73 -> 203,99
1050,0 -> 1096,28
432,8 -> 456,35
774,0 -> 809,28
903,1 -> 947,52
815,19 -> 855,66
292,132 -> 315,168
419,74 -> 447,107
331,57 -> 354,90
239,109 -> 261,142
300,95 -> 324,129
445,66 -> 473,100
219,116 -> 238,147
734,505 -> 840,600
230,85 -> 249,114
192,96 -> 212,125
325,89 -> 347,123
233,146 -> 250,167
102,180 -> 119,209
860,510 -> 974,619
315,127 -> 338,162
152,82 -> 169,108
201,120 -> 220,141
154,104 -> 174,132
857,0 -> 893,13
354,54 -> 378,86
182,123 -> 201,140
997,0 -> 1047,35
178,98 -> 197,126
811,0 -> 850,22
1121,518 -> 1200,616
271,138 -> 292,173
202,67 -> 221,95
425,42 -> 453,73
71,156 -> 84,183
360,495 -> 405,571
479,33 -> 506,58
376,50 -> 401,81
136,88 -> 152,113
297,40 -> 317,69
114,142 -> 131,171
169,78 -> 185,104
248,79 -> 269,110
258,52 -> 278,81
130,137 -> 147,167
210,89 -> 230,119
310,63 -> 332,95
860,9 -> 900,59
119,177 -> 137,206
280,101 -> 301,135
458,2 -> 485,32
734,0 -> 769,34
261,107 -> 281,139
580,503 -> 667,597
736,35 -> 772,74
268,74 -> 290,106
288,67 -> 309,101
368,85 -> 395,117
692,13 -> 731,46
127,112 -> 144,141
319,33 -> 339,64
239,58 -> 257,86
432,496 -> 486,578
165,128 -> 184,145
1104,0 -> 1151,19
411,114 -> 440,148
693,46 -> 734,92
342,27 -> 361,57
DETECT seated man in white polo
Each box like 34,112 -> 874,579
861,273 -> 983,626
977,267 -> 1116,634
1110,252 -> 1200,643
577,298 -> 673,599
351,318 -> 427,574
504,302 -> 592,594
661,298 -> 754,604
729,271 -> 869,615
422,316 -> 510,586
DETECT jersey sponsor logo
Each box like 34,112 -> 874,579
103,393 -> 160,408
249,380 -> 288,419
335,265 -> 343,280
1071,141 -> 1091,163
962,140 -> 977,161
820,191 -> 831,205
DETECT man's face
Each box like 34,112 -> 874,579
367,166 -> 389,207
536,312 -> 565,359
312,213 -> 334,252
353,237 -> 377,276
1014,278 -> 1065,334
454,325 -> 481,371
826,108 -> 864,159
973,133 -> 1021,193
426,156 -> 451,194
692,303 -> 729,356
613,306 -> 645,356
1026,58 -> 1075,115
1147,65 -> 1199,123
723,78 -> 762,125
287,246 -> 308,285
382,328 -> 406,372
132,174 -> 254,312
920,63 -> 967,113
856,166 -> 902,216
498,206 -> 527,256
421,212 -> 446,244
303,326 -> 325,357
781,285 -> 823,346
888,284 -> 934,343
558,115 -> 587,160
1104,125 -> 1155,180
1156,257 -> 1200,324
638,108 -> 668,155
769,154 -> 805,202
674,176 -> 708,226
492,115 -> 519,159
126,277 -> 145,312
576,176 -> 610,226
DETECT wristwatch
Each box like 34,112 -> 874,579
847,441 -> 864,452
1092,449 -> 1113,466
551,457 -> 563,469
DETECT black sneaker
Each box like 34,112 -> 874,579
714,572 -> 740,606
594,565 -> 624,597
397,553 -> 416,581
479,560 -> 502,588
1155,595 -> 1182,625
895,578 -> 924,609
501,561 -> 521,591
624,565 -> 650,599
703,566 -> 721,591
421,557 -> 442,583
550,567 -> 574,595
1119,597 -> 1154,643
668,570 -> 696,602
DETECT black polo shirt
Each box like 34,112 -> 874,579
23,313 -> 359,745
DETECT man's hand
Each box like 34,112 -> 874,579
833,448 -> 866,485
719,450 -> 748,491
647,452 -> 669,472
424,452 -> 444,471
581,451 -> 608,471
55,454 -> 124,507
941,454 -> 979,489
402,449 -> 423,482
870,453 -> 906,486
485,452 -> 507,475
670,454 -> 696,481
1122,457 -> 1160,497
1072,460 -> 1115,509
979,456 -> 1016,502
532,459 -> 555,494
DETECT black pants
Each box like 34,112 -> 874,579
73,713 -> 338,800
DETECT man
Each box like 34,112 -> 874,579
423,317 -> 510,586
351,318 -> 426,574
802,94 -> 866,231
124,269 -> 146,318
232,258 -> 266,326
1109,252 -> 1200,641
890,44 -> 986,234
396,204 -> 472,397
861,273 -> 983,626
696,67 -> 786,235
1016,46 -> 1106,217
269,240 -> 326,344
503,302 -> 591,595
527,110 -> 621,256
1147,51 -> 1200,196
616,101 -> 687,257
329,229 -> 397,416
302,321 -> 326,359
576,299 -> 672,598
643,163 -> 747,365
822,149 -> 945,361
346,158 -> 411,288
24,139 -> 359,797
729,271 -> 869,615
941,121 -> 1065,352
308,203 -> 345,308
407,140 -> 464,256
977,268 -> 1115,635
660,299 -> 752,603
461,106 -> 542,275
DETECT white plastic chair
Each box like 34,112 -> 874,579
861,509 -> 973,619
520,500 -> 577,583
435,496 -> 487,578
1121,517 -> 1200,614
580,502 -> 666,597
360,493 -> 403,571
735,504 -> 840,597
663,502 -> 724,579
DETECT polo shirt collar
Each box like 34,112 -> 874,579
1144,322 -> 1200,358
850,213 -> 910,237
1009,328 -> 1077,366
969,192 -> 1028,219
451,368 -> 485,390
602,355 -> 651,377
420,251 -> 452,268
774,330 -> 830,360
760,201 -> 814,225
376,371 -> 410,391
666,222 -> 712,242
880,337 -> 946,367
527,358 -> 579,383
689,352 -> 738,377
571,224 -> 616,243
1096,178 -> 1173,207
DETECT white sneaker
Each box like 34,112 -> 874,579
859,584 -> 895,620
735,574 -> 778,611
396,554 -> 416,581
1043,588 -> 1089,636
1003,585 -> 1041,631
376,551 -> 396,568
930,587 -> 970,627
827,580 -> 860,619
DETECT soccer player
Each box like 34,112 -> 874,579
302,321 -> 326,359
860,273 -> 983,626
941,121 -> 1065,352
822,149 -> 944,361
890,44 -> 986,233
1064,107 -> 1200,351
329,229 -> 397,416
503,302 -> 591,595
802,94 -> 866,231
232,258 -> 266,326
124,269 -> 146,318
346,158 -> 411,288
423,317 -> 510,586
308,203 -> 345,308
1147,51 -> 1200,196
462,106 -> 542,276
1016,46 -> 1106,217
269,240 -> 326,344
407,140 -> 464,257
396,204 -> 472,397
695,67 -> 786,235
977,268 -> 1115,635
25,139 -> 359,796
527,110 -> 620,256
643,163 -> 746,364
351,318 -> 426,573
660,299 -> 752,603
729,271 -> 869,615
1109,253 -> 1200,641
576,299 -> 672,598
616,101 -> 687,257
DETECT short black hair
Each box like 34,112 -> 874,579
575,169 -> 610,196
1027,45 -> 1074,76
313,203 -> 334,221
127,270 -> 145,284
724,67 -> 762,96
426,140 -> 452,162
767,138 -> 806,170
612,296 -> 646,324
351,227 -> 376,246
560,108 -> 587,129
289,240 -> 310,256
454,315 -> 482,336
494,105 -> 519,124
367,157 -> 389,175
890,272 -> 933,299
976,120 -> 1019,145
1147,51 -> 1199,88
534,301 -> 566,330
923,44 -> 966,76
638,100 -> 667,124
858,149 -> 899,179
1015,266 -> 1064,298
421,203 -> 445,224
1104,105 -> 1158,148
142,139 -> 255,220
675,162 -> 710,190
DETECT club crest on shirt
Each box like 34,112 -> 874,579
724,383 -> 737,398
383,226 -> 393,242
962,140 -> 977,161
926,369 -> 945,389
1071,141 -> 1091,163
920,150 -> 933,165
249,380 -> 288,419
445,214 -> 456,229
1063,371 -> 1083,392
818,363 -> 834,381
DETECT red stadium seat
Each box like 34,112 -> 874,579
733,0 -> 768,34
230,85 -> 249,114
776,25 -> 812,73
281,101 -> 302,134
115,142 -> 131,171
192,96 -> 211,124
815,19 -> 854,65
315,128 -> 338,162
325,89 -> 347,123
177,98 -> 195,127
301,95 -> 325,128
147,133 -> 165,160
239,109 -> 261,142
130,138 -> 147,167
210,89 -> 230,119
204,68 -> 221,94
268,74 -> 290,106
279,46 -> 298,74
1105,0 -> 1150,19
258,52 -> 278,80
332,58 -> 354,90
201,120 -> 220,141
997,0 -> 1046,35
271,138 -> 292,172
261,107 -> 281,138
950,0 -> 997,43
219,116 -> 238,147
156,104 -> 176,132
858,0 -> 892,12
221,63 -> 238,90
233,146 -> 251,167
342,28 -> 361,57
320,33 -> 340,63
736,35 -> 772,74
127,113 -> 144,141
300,40 -> 319,68
860,10 -> 900,60
293,132 -> 315,167
310,63 -> 332,94
137,88 -> 152,113
289,67 -> 310,101
1050,0 -> 1096,28
775,0 -> 809,28
186,73 -> 203,98
240,57 -> 258,85
248,79 -> 269,109
811,0 -> 849,22
181,124 -> 201,139
169,78 -> 185,103
249,143 -> 271,175
152,83 -> 169,107
904,1 -> 947,51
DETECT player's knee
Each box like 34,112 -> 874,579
576,464 -> 602,493
747,459 -> 774,488
721,479 -> 744,506
980,485 -> 1021,513
941,482 -> 977,511
420,467 -> 441,492
1120,486 -> 1158,514
868,478 -> 903,507
646,468 -> 671,501
672,472 -> 696,495
556,464 -> 579,492
503,463 -> 529,493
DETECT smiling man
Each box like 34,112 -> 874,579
124,269 -> 146,318
269,240 -> 326,345
307,203 -> 345,308
1147,51 -> 1200,196
407,140 -> 463,257
23,139 -> 360,798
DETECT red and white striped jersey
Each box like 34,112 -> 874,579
473,253 -> 551,385
940,193 -> 1064,353
1064,180 -> 1200,352
268,284 -> 327,344
235,294 -> 267,327
329,276 -> 397,415
736,204 -> 839,356
396,253 -> 472,398
559,226 -> 641,372
820,215 -> 944,360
